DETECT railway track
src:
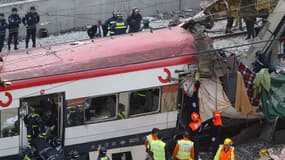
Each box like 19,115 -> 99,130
208,30 -> 247,40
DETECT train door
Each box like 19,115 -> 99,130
19,93 -> 65,151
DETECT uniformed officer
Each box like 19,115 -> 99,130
97,147 -> 110,160
172,132 -> 195,160
111,12 -> 128,35
24,112 -> 46,142
0,13 -> 8,52
150,133 -> 168,160
103,11 -> 118,36
8,8 -> 21,50
22,6 -> 40,48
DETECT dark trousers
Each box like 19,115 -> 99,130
26,28 -> 36,48
8,30 -> 18,49
0,35 -> 4,52
245,20 -> 255,38
226,17 -> 234,28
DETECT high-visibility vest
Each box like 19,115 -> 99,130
115,22 -> 127,29
214,145 -> 235,160
188,121 -> 201,131
100,156 -> 109,160
142,28 -> 151,32
176,139 -> 194,160
150,140 -> 166,160
146,134 -> 154,149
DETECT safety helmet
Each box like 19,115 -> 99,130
191,112 -> 200,121
99,147 -> 107,154
213,111 -> 221,118
51,136 -> 62,147
224,138 -> 232,145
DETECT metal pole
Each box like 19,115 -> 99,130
179,0 -> 182,11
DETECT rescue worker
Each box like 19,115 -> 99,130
97,147 -> 110,160
211,111 -> 223,157
150,133 -> 168,160
22,145 -> 37,160
214,138 -> 236,160
188,112 -> 202,160
22,6 -> 40,48
103,11 -> 117,36
145,128 -> 160,152
111,12 -> 127,35
8,7 -> 21,50
127,7 -> 142,33
0,13 -> 8,52
24,112 -> 47,142
141,19 -> 152,32
172,132 -> 195,160
87,20 -> 106,39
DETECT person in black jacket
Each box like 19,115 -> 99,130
127,8 -> 142,33
22,6 -> 40,48
87,20 -> 107,39
8,8 -> 21,50
0,13 -> 8,52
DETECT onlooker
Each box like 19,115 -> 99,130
111,13 -> 127,35
87,20 -> 106,39
127,8 -> 142,33
8,7 -> 21,50
0,13 -> 7,52
22,6 -> 40,48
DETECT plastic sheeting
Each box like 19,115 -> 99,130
261,76 -> 285,123
198,78 -> 263,121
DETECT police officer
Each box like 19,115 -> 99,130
103,11 -> 118,36
22,6 -> 40,48
111,12 -> 127,36
150,133 -> 168,160
24,112 -> 47,142
97,147 -> 110,160
172,132 -> 195,160
0,13 -> 8,52
8,8 -> 21,50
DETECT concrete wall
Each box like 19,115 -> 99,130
0,0 -> 200,37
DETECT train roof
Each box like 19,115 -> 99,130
0,27 -> 196,91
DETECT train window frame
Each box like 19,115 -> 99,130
0,108 -> 19,138
66,93 -> 119,127
128,87 -> 161,118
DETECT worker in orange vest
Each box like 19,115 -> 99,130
214,138 -> 236,160
188,112 -> 202,160
172,132 -> 195,160
145,128 -> 159,158
211,111 -> 223,156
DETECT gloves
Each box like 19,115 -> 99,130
211,137 -> 216,142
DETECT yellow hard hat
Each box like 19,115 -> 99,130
224,138 -> 232,145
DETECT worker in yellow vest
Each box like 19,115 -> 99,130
145,128 -> 160,159
172,132 -> 195,160
214,138 -> 236,160
150,133 -> 167,160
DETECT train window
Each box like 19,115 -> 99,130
0,109 -> 19,138
129,88 -> 160,116
112,151 -> 133,160
66,98 -> 86,127
66,95 -> 117,126
85,95 -> 117,122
